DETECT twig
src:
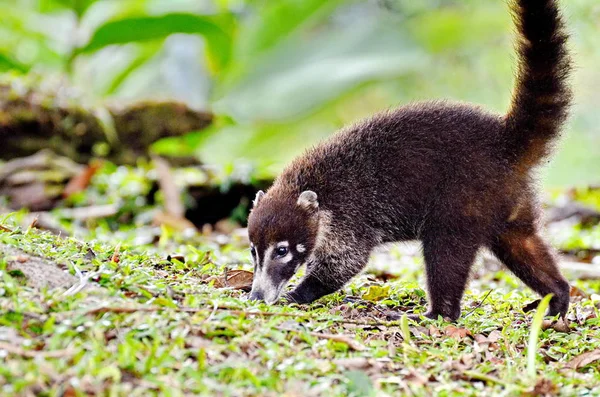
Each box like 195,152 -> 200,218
0,342 -> 75,359
62,264 -> 103,296
0,224 -> 13,233
462,370 -> 507,385
202,301 -> 219,324
63,304 -> 404,328
277,326 -> 366,351
464,290 -> 493,318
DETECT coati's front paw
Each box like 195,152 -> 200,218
283,290 -> 313,305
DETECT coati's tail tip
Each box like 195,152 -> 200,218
506,0 -> 572,169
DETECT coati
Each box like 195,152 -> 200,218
247,0 -> 572,321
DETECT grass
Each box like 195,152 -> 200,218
1,216 -> 599,396
0,165 -> 599,396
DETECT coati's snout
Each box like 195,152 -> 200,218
247,190 -> 320,304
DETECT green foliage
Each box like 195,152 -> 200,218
79,13 -> 234,73
39,0 -> 100,18
0,0 -> 599,182
0,53 -> 28,72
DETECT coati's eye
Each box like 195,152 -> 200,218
275,246 -> 288,257
250,245 -> 256,257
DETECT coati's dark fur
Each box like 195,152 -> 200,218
247,0 -> 572,320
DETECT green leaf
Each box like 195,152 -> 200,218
361,285 -> 390,302
400,313 -> 412,344
39,0 -> 99,18
104,44 -> 161,95
238,0 -> 348,57
0,53 -> 28,72
78,13 -> 233,72
217,21 -> 425,121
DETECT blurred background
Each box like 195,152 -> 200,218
0,0 -> 598,189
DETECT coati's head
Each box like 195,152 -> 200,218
247,189 -> 320,303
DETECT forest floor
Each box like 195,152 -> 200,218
0,166 -> 599,396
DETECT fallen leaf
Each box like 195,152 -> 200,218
565,348 -> 600,370
206,269 -> 254,292
404,371 -> 428,386
542,318 -> 570,333
429,325 -> 441,337
361,285 -> 390,302
445,325 -> 472,339
475,330 -> 502,344
225,270 -> 254,290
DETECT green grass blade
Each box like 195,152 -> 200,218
527,293 -> 553,378
400,313 -> 411,345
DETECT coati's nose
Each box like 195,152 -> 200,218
249,289 -> 265,301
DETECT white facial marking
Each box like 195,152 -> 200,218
263,244 -> 275,266
250,241 -> 296,304
296,244 -> 306,253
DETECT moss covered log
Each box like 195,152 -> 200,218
0,76 -> 212,164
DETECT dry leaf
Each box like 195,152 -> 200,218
404,371 -> 428,386
475,330 -> 502,344
565,348 -> 600,370
206,269 -> 254,292
429,325 -> 441,337
225,270 -> 254,290
542,318 -> 570,333
445,325 -> 472,339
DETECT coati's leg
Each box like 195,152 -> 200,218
420,231 -> 481,321
491,223 -> 570,318
286,249 -> 370,304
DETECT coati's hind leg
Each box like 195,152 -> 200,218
491,220 -> 570,318
419,230 -> 482,321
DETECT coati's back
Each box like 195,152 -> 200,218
248,0 -> 572,321
272,102 -> 510,241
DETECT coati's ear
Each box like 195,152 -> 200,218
253,190 -> 265,207
297,190 -> 318,210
